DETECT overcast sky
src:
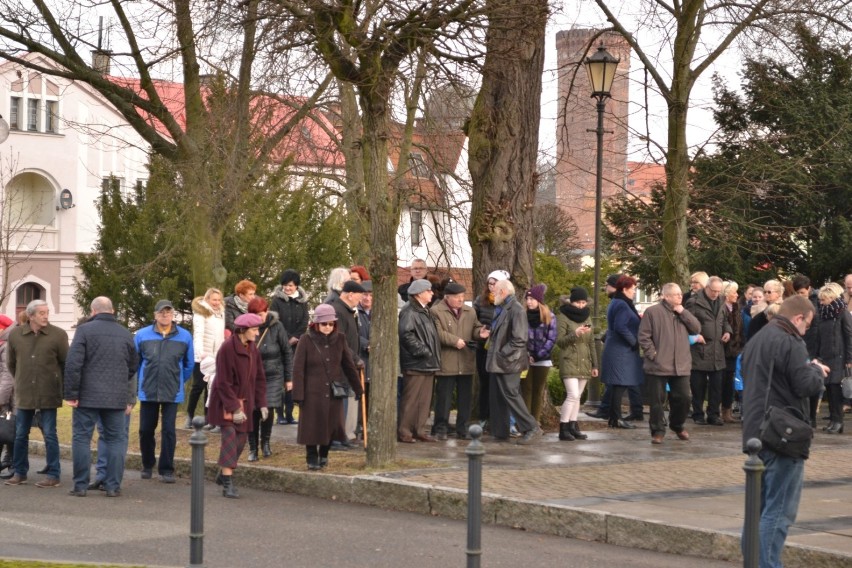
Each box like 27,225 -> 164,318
539,0 -> 744,164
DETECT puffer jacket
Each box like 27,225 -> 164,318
399,299 -> 441,373
556,306 -> 597,378
257,311 -> 292,408
527,309 -> 557,362
191,297 -> 225,361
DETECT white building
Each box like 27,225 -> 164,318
0,54 -> 149,334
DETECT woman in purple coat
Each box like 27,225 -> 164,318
292,304 -> 363,470
208,313 -> 268,498
523,284 -> 557,424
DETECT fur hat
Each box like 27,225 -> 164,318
313,304 -> 338,323
525,284 -> 546,303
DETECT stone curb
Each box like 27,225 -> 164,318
31,442 -> 851,566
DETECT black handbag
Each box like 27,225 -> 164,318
330,381 -> 348,399
758,359 -> 813,459
0,410 -> 15,445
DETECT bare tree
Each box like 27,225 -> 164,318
268,0 -> 484,467
588,0 -> 852,285
0,0 -> 333,294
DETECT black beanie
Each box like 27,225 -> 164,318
569,286 -> 589,302
280,269 -> 301,286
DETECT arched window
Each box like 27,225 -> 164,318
6,172 -> 55,226
15,282 -> 44,315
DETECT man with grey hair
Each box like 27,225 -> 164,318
685,275 -> 731,426
638,283 -> 701,444
487,280 -> 541,444
64,297 -> 137,497
5,300 -> 69,487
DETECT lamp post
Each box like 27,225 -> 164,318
584,43 -> 619,406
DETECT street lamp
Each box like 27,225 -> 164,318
584,43 -> 619,407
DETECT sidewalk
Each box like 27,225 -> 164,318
31,414 -> 852,566
260,415 -> 852,566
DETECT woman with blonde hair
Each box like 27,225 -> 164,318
815,284 -> 852,434
523,284 -> 557,425
748,280 -> 784,340
186,288 -> 225,429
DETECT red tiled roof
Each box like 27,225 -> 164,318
110,77 -> 344,169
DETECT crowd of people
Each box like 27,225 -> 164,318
0,261 -> 849,527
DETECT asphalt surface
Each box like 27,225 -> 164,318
0,457 -> 734,568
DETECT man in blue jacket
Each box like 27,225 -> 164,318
135,300 -> 193,483
64,297 -> 137,497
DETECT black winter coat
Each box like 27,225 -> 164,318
399,300 -> 441,373
325,296 -> 361,367
257,312 -> 292,407
815,310 -> 852,385
685,290 -> 731,372
270,285 -> 310,340
64,313 -> 138,409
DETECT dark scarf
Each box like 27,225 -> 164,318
613,291 -> 639,317
819,297 -> 847,321
559,302 -> 590,323
527,308 -> 541,328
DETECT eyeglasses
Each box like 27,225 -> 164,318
318,322 -> 335,327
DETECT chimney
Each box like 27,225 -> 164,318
92,50 -> 111,75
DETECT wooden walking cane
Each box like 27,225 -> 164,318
360,368 -> 368,447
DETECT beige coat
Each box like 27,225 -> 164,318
431,300 -> 483,376
638,300 -> 701,376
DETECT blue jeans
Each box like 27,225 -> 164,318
72,408 -> 128,492
93,413 -> 132,484
757,449 -> 805,568
139,401 -> 178,475
13,408 -> 59,479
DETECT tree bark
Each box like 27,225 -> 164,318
468,0 -> 547,294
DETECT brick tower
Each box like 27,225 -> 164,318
555,28 -> 630,255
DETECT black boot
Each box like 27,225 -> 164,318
558,422 -> 575,441
261,436 -> 272,458
569,421 -> 588,440
248,435 -> 258,462
221,474 -> 239,498
826,422 -> 844,434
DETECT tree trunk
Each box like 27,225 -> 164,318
338,81 -> 371,264
468,0 -> 547,294
360,90 -> 400,468
660,99 -> 691,287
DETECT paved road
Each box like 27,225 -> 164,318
0,458 -> 735,568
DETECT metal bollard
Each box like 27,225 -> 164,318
466,424 -> 485,568
742,438 -> 764,568
188,416 -> 208,568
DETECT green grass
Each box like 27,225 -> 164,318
0,562 -> 145,568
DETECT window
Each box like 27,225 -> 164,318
7,172 -> 55,226
9,97 -> 20,130
45,100 -> 58,133
408,153 -> 431,178
16,282 -> 44,315
27,99 -> 39,131
410,209 -> 423,250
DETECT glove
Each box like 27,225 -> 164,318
232,410 -> 247,424
260,407 -> 269,421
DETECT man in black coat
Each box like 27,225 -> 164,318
741,295 -> 826,568
64,297 -> 138,497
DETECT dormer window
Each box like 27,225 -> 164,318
9,71 -> 60,134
